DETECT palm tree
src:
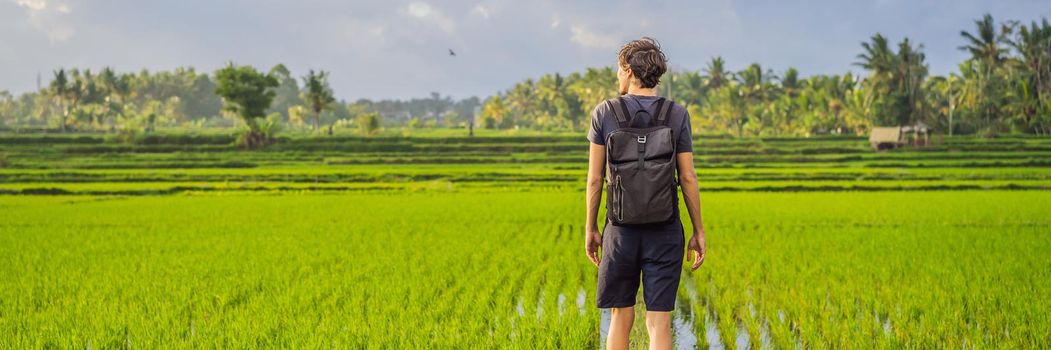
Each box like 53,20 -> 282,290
959,14 -> 1013,65
535,73 -> 565,129
944,75 -> 961,136
48,69 -> 69,131
1011,18 -> 1050,91
769,68 -> 801,134
955,60 -> 981,130
674,70 -> 705,108
480,95 -> 508,129
959,14 -> 1015,131
736,63 -> 777,96
855,34 -> 927,126
56,69 -> 87,131
505,80 -> 536,128
567,67 -> 617,123
726,84 -> 748,137
98,67 -> 123,129
819,74 -> 859,133
856,34 -> 895,74
1010,18 -> 1051,132
111,73 -> 132,125
781,68 -> 800,97
734,63 -> 779,135
300,70 -> 335,132
73,69 -> 106,128
897,38 -> 929,125
703,57 -> 730,90
702,81 -> 748,137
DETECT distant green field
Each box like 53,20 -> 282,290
0,133 -> 1049,348
1,133 -> 1050,194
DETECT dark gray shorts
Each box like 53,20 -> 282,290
596,219 -> 685,312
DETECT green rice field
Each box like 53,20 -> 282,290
1,132 -> 1049,348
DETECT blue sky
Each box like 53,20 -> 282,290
2,0 -> 1049,100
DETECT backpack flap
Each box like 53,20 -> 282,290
605,128 -> 675,166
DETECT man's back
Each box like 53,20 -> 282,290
586,94 -> 694,229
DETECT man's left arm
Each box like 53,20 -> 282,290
584,142 -> 606,267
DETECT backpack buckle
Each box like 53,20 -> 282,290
637,136 -> 647,144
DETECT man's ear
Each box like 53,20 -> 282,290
624,68 -> 638,87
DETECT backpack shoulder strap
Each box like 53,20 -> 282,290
650,98 -> 666,127
656,98 -> 673,126
606,97 -> 630,129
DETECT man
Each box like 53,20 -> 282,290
584,37 -> 707,350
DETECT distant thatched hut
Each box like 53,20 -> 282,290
902,121 -> 931,146
869,127 -> 903,150
868,122 -> 932,151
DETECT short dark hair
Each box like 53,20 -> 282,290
617,37 -> 667,89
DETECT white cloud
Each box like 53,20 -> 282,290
15,0 -> 46,11
11,0 -> 75,42
326,15 -> 389,50
407,2 -> 431,18
549,14 -> 560,29
471,4 -> 490,20
404,1 -> 456,34
570,25 -> 619,50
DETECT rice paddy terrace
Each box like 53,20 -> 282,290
1,133 -> 1050,194
0,132 -> 1048,348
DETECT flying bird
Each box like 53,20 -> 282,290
449,49 -> 456,57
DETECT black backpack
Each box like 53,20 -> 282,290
604,96 -> 678,226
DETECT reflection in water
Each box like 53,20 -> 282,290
592,280 -> 803,350
876,312 -> 893,335
735,324 -> 750,350
673,288 -> 698,349
512,288 -> 792,347
760,319 -> 773,349
536,291 -> 545,319
704,312 -> 725,350
599,308 -> 611,349
576,289 -> 586,315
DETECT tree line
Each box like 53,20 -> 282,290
0,64 -> 481,139
481,14 -> 1051,136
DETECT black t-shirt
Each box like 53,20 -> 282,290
586,94 -> 693,153
586,94 -> 692,232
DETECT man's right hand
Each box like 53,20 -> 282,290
585,228 -> 602,267
687,232 -> 706,271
